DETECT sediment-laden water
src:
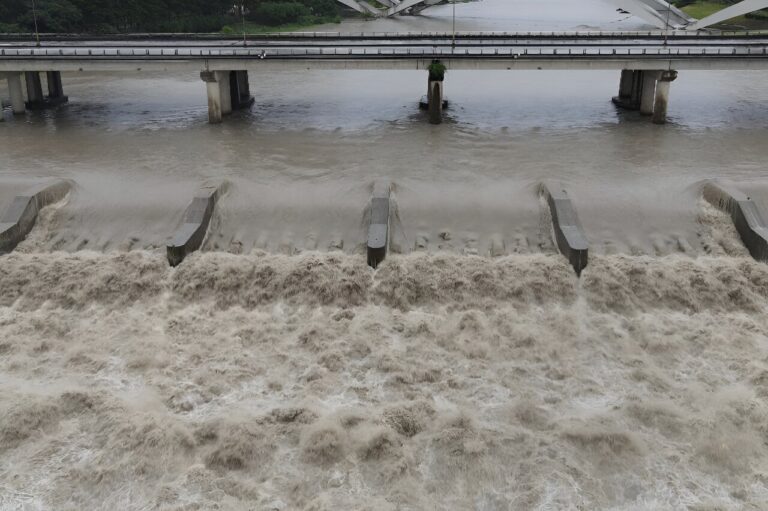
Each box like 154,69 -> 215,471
2,0 -> 768,509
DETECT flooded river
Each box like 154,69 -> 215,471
1,0 -> 768,509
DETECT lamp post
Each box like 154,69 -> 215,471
31,0 -> 41,47
241,2 -> 247,47
452,0 -> 456,50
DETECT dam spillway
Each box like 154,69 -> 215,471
2,0 -> 768,506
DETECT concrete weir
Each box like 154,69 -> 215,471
167,182 -> 226,266
367,181 -> 391,269
541,181 -> 589,275
703,180 -> 768,262
0,179 -> 71,254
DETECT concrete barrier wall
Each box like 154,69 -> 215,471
541,180 -> 589,275
0,179 -> 71,254
167,182 -> 226,266
703,179 -> 768,261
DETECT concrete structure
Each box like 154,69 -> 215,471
336,0 -> 443,17
1,33 -> 766,124
607,0 -> 768,30
167,182 -> 225,266
337,0 -> 767,28
201,70 -> 253,123
612,68 -> 676,123
541,181 -> 589,275
608,0 -> 694,29
0,179 -> 71,254
24,71 -> 68,109
652,70 -> 676,124
686,0 -> 768,30
703,180 -> 768,262
6,73 -> 26,114
426,74 -> 444,125
367,181 -> 391,269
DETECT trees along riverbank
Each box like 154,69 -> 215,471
0,0 -> 345,34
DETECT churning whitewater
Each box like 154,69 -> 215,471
1,204 -> 768,510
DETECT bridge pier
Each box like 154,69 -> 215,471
427,79 -> 444,125
24,71 -> 68,110
639,71 -> 659,115
613,69 -> 676,123
7,74 -> 26,114
201,70 -> 253,123
653,71 -> 677,125
230,71 -> 254,110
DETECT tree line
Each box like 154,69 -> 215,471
0,0 -> 342,33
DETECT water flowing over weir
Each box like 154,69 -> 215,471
2,0 -> 768,508
1,200 -> 768,509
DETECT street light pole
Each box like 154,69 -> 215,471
241,2 -> 247,47
452,0 -> 456,50
31,0 -> 41,47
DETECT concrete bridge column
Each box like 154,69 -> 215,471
612,70 -> 643,110
201,70 -> 240,123
618,69 -> 633,102
640,71 -> 659,115
7,74 -> 26,114
652,70 -> 677,125
229,71 -> 254,110
630,70 -> 643,109
427,79 -> 444,125
46,71 -> 65,100
25,72 -> 44,109
218,71 -> 232,116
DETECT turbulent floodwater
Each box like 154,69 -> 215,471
2,0 -> 768,509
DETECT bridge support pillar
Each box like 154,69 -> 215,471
653,70 -> 677,125
25,72 -> 44,109
640,71 -> 659,115
230,71 -> 254,110
7,74 -> 25,114
618,69 -> 633,101
201,71 -> 228,123
46,71 -> 67,103
612,70 -> 643,110
24,71 -> 68,110
428,80 -> 444,124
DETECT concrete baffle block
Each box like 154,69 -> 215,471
541,180 -> 589,275
167,182 -> 226,266
0,179 -> 71,254
703,179 -> 768,261
367,181 -> 391,269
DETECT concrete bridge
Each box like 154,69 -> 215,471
1,32 -> 767,124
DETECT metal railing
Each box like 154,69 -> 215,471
1,46 -> 767,59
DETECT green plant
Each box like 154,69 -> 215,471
428,60 -> 446,81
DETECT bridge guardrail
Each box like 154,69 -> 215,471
2,46 -> 767,59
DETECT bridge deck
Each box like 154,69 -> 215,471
1,34 -> 767,71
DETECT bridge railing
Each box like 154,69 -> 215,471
2,46 -> 767,59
